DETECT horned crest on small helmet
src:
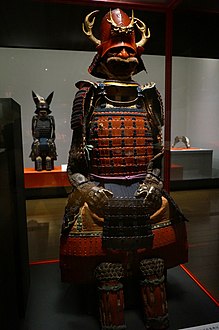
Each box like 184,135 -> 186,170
82,8 -> 150,52
32,91 -> 54,114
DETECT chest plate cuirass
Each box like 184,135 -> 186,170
88,87 -> 154,177
35,118 -> 51,139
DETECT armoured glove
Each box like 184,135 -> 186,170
134,168 -> 163,215
77,181 -> 113,217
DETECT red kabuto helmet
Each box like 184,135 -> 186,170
82,8 -> 150,78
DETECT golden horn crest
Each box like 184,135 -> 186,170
82,9 -> 150,48
82,10 -> 101,46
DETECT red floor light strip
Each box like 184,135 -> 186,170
180,264 -> 219,308
29,259 -> 60,265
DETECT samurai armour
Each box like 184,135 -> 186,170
60,80 -> 188,283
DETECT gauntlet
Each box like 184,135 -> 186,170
135,168 -> 163,215
78,182 -> 113,217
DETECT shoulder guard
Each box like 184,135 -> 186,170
141,82 -> 164,127
75,80 -> 98,90
71,80 -> 96,130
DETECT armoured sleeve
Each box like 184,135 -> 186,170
67,128 -> 89,185
67,84 -> 95,187
143,83 -> 164,172
49,115 -> 56,140
31,115 -> 38,140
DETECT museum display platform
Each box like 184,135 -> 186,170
171,148 -> 213,180
24,166 -> 70,188
22,262 -> 219,330
24,147 -> 213,188
24,164 -> 184,188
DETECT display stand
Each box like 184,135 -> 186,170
24,166 -> 70,188
171,148 -> 213,180
23,262 -> 219,330
170,163 -> 183,180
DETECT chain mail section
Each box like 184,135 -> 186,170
94,262 -> 124,282
98,283 -> 123,292
140,258 -> 164,277
139,258 -> 169,329
102,326 -> 127,330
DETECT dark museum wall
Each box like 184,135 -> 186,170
1,2 -> 166,54
0,1 -> 219,59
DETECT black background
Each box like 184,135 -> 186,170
0,0 -> 219,59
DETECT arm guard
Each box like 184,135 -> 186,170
67,81 -> 95,186
142,82 -> 164,170
31,115 -> 39,140
48,115 -> 55,140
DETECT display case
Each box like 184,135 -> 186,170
0,99 -> 29,329
0,1 -> 219,329
171,54 -> 219,185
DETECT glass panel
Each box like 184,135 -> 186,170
0,47 -> 165,265
171,2 -> 219,307
0,48 -> 165,170
171,57 -> 219,181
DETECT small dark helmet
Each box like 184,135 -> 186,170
32,91 -> 54,114
82,8 -> 150,78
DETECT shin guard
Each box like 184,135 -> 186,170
95,262 -> 126,330
139,258 -> 169,330
46,156 -> 52,171
35,156 -> 42,171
